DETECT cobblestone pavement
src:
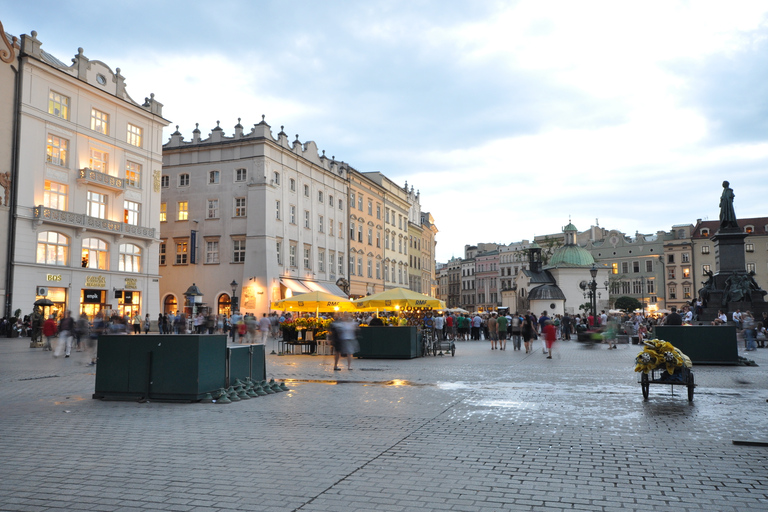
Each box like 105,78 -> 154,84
1,336 -> 767,512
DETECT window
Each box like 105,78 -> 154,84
318,215 -> 323,233
177,201 -> 188,221
647,280 -> 655,294
632,280 -> 642,294
234,198 -> 246,217
318,251 -> 325,272
235,169 -> 247,182
290,205 -> 296,224
746,243 -> 755,252
349,258 -> 355,276
701,228 -> 710,236
682,253 -> 690,263
233,240 -> 246,263
338,199 -> 343,210
350,222 -> 355,240
318,191 -> 323,203
683,286 -> 691,299
81,238 -> 108,269
304,247 -> 311,269
702,264 -> 711,274
745,225 -> 754,234
367,199 -> 373,215
367,259 -> 372,278
90,108 -> 109,134
273,171 -> 280,185
46,135 -> 69,167
621,262 -> 629,274
36,232 -> 68,265
205,241 -> 219,264
398,215 -> 402,229
358,196 -> 363,211
682,267 -> 690,278
385,234 -> 390,249
350,192 -> 355,206
125,161 -> 141,188
329,219 -> 334,237
329,194 -> 334,207
209,170 -> 220,184
376,205 -> 381,219
611,262 -> 618,274
329,253 -> 335,275
175,241 -> 188,264
207,199 -> 219,219
159,242 -> 166,265
304,210 -> 310,228
48,91 -> 70,120
289,244 -> 297,267
376,231 -> 381,248
667,254 -> 675,264
276,200 -> 281,220
376,261 -> 381,279
358,257 -> 363,276
178,173 -> 189,187
398,237 -> 402,253
645,260 -> 653,272
119,243 -> 141,272
86,191 -> 107,219
304,184 -> 310,197
159,203 -> 167,222
127,124 -> 143,147
338,255 -> 344,276
668,267 -> 676,280
43,181 -> 67,210
123,200 -> 140,225
621,281 -> 630,294
89,149 -> 108,174
386,208 -> 390,223
276,241 -> 282,265
338,221 -> 343,238
633,261 -> 640,273
747,262 -> 756,273
384,264 -> 389,282
290,178 -> 296,191
367,228 -> 373,245
358,225 -> 363,243
161,175 -> 169,188
702,245 -> 710,254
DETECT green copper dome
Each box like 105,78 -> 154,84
563,222 -> 578,232
548,244 -> 594,267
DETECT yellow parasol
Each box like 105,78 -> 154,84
352,287 -> 445,310
273,291 -> 354,316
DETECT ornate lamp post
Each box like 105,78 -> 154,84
230,280 -> 239,314
589,263 -> 598,322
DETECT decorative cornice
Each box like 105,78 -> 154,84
0,20 -> 18,64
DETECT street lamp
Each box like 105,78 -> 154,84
230,280 -> 239,314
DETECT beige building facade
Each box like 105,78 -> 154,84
0,21 -> 18,317
347,168 -> 385,298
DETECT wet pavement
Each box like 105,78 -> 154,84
1,335 -> 767,511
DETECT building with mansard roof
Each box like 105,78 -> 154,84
2,27 -> 168,320
161,120 -> 349,316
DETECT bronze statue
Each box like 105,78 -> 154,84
719,180 -> 738,230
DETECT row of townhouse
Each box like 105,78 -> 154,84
437,219 -> 768,315
0,24 -> 439,321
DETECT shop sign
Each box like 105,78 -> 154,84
46,274 -> 62,282
83,290 -> 101,304
124,278 -> 137,289
85,275 -> 106,288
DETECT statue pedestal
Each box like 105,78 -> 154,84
711,230 -> 748,273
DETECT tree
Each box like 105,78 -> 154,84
614,296 -> 642,312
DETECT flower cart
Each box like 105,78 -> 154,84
635,339 -> 696,402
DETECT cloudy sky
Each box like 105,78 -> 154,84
5,1 -> 768,262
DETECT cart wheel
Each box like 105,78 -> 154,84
451,343 -> 455,357
641,373 -> 649,400
687,373 -> 694,402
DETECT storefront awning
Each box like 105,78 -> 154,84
280,278 -> 311,295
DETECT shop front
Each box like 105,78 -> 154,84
80,289 -> 108,318
35,286 -> 67,319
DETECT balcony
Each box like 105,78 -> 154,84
78,168 -> 125,193
34,206 -> 155,239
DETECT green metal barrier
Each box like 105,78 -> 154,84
356,326 -> 419,359
654,326 -> 739,365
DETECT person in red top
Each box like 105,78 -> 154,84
42,315 -> 58,352
445,313 -> 454,340
542,320 -> 557,359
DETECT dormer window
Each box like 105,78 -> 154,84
701,228 -> 709,236
745,225 -> 754,234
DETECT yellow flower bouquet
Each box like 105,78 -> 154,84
634,338 -> 692,375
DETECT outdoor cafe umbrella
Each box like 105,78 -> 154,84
272,290 -> 353,316
352,287 -> 445,310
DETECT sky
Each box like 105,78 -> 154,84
4,1 -> 768,263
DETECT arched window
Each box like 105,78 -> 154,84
119,243 -> 141,272
36,231 -> 69,265
81,238 -> 108,269
164,295 -> 177,314
218,293 -> 231,316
